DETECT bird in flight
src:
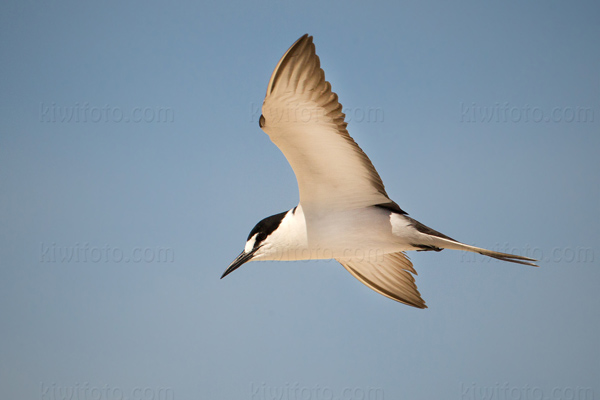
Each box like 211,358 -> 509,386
221,34 -> 537,308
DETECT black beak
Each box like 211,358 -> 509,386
221,249 -> 257,279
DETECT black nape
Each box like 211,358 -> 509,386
248,210 -> 288,246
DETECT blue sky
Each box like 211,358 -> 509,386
1,0 -> 599,399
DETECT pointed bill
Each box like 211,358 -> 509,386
221,249 -> 257,279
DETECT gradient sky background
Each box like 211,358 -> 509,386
1,1 -> 599,399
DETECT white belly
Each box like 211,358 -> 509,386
280,205 -> 419,261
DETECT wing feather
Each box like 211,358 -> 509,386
261,34 -> 402,212
337,252 -> 427,308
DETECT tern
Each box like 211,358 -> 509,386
221,34 -> 537,308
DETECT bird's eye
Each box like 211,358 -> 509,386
259,114 -> 265,128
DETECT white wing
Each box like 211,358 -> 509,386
337,252 -> 426,308
260,34 -> 402,213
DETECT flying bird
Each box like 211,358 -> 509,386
221,34 -> 537,308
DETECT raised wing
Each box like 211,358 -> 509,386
337,252 -> 426,308
260,34 -> 403,213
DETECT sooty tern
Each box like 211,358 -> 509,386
221,34 -> 537,308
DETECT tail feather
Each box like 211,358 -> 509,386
427,236 -> 539,267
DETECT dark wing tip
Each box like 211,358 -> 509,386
266,34 -> 314,96
338,255 -> 428,309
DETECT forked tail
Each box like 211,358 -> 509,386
429,236 -> 538,267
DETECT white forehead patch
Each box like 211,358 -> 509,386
244,234 -> 258,253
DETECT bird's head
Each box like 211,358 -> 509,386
221,211 -> 289,279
